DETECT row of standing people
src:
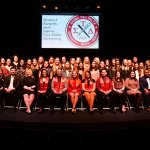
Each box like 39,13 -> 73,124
1,55 -> 150,82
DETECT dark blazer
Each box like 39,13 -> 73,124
4,74 -> 20,90
139,75 -> 150,91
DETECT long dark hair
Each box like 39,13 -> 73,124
114,71 -> 123,82
129,70 -> 137,81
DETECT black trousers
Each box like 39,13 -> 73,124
4,90 -> 19,108
143,93 -> 150,108
37,93 -> 49,109
96,91 -> 114,110
127,93 -> 142,108
50,92 -> 66,110
0,90 -> 5,107
112,90 -> 127,109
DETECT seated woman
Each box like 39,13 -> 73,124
125,70 -> 142,112
21,68 -> 37,114
68,70 -> 82,114
37,68 -> 51,113
112,71 -> 127,112
82,71 -> 96,112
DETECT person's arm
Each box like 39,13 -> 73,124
51,78 -> 55,93
125,78 -> 132,90
91,82 -> 96,92
97,70 -> 100,79
120,79 -> 125,91
67,80 -> 72,94
106,79 -> 113,94
62,78 -> 67,92
82,79 -> 87,92
46,79 -> 51,93
136,79 -> 140,90
139,77 -> 146,91
14,75 -> 20,90
76,80 -> 82,94
30,78 -> 38,92
50,71 -> 53,80
4,76 -> 8,90
112,80 -> 117,91
37,79 -> 40,92
96,78 -> 101,91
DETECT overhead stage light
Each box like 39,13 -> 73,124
42,4 -> 47,9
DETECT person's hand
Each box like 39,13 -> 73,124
131,89 -> 136,91
72,90 -> 77,93
117,90 -> 123,94
29,88 -> 34,91
58,90 -> 62,94
5,88 -> 14,93
0,87 -> 3,90
145,89 -> 149,95
104,91 -> 109,95
38,90 -> 45,94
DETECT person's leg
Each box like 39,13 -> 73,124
89,92 -> 96,111
96,91 -> 105,114
28,94 -> 35,113
23,94 -> 30,113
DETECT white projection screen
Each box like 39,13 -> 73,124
41,13 -> 100,49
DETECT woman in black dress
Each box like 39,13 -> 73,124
21,68 -> 37,114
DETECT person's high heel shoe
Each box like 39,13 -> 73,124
72,108 -> 77,114
38,107 -> 43,113
121,106 -> 127,113
26,109 -> 31,115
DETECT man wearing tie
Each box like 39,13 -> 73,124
139,69 -> 150,111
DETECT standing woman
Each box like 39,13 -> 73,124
82,71 -> 96,112
68,70 -> 82,113
90,61 -> 100,82
83,56 -> 90,79
21,68 -> 37,114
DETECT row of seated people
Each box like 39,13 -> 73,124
0,66 -> 150,114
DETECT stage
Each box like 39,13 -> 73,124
0,109 -> 150,149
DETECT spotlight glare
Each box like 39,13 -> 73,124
42,4 -> 46,9
97,5 -> 100,9
54,6 -> 59,10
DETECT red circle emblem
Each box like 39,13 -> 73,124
66,16 -> 99,48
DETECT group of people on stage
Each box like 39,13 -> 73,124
0,55 -> 150,114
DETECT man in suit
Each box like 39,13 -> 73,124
4,66 -> 20,112
139,69 -> 150,111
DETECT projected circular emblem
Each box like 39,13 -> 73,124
66,16 -> 99,48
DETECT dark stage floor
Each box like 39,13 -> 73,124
0,109 -> 150,148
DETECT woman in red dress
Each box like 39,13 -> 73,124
68,70 -> 82,113
82,71 -> 96,112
